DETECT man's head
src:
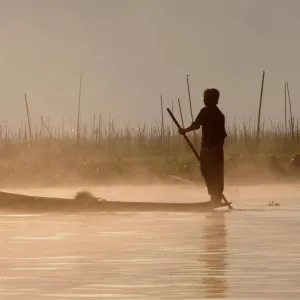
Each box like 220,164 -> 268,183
203,88 -> 220,107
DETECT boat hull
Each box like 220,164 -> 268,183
0,191 -> 231,213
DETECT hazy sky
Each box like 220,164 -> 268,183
0,0 -> 300,129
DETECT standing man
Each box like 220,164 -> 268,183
179,88 -> 227,204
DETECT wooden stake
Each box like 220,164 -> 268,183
186,74 -> 196,143
40,116 -> 51,138
62,117 -> 65,140
98,113 -> 102,143
255,70 -> 265,151
286,81 -> 294,140
171,100 -> 175,136
92,113 -> 96,144
177,97 -> 184,128
77,72 -> 82,148
24,93 -> 33,146
160,95 -> 164,139
284,82 -> 287,138
186,75 -> 194,123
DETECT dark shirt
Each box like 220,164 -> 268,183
191,106 -> 227,148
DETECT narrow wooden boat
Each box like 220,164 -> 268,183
0,191 -> 232,212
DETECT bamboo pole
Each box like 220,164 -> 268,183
286,81 -> 294,140
171,100 -> 175,136
186,75 -> 194,123
40,116 -> 51,138
255,70 -> 265,151
177,97 -> 184,128
24,93 -> 33,146
92,113 -> 96,144
284,82 -> 287,138
98,113 -> 102,143
186,74 -> 196,143
160,95 -> 164,140
77,72 -> 83,148
62,117 -> 65,140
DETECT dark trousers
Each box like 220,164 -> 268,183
200,146 -> 224,201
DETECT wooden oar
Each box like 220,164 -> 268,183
167,108 -> 233,210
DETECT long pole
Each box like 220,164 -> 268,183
186,75 -> 194,123
177,97 -> 184,128
62,117 -> 65,140
24,93 -> 32,146
186,75 -> 196,143
256,70 -> 265,151
166,108 -> 233,210
160,95 -> 164,139
77,72 -> 82,148
171,100 -> 175,136
284,83 -> 287,138
286,82 -> 294,140
40,116 -> 51,138
92,113 -> 96,143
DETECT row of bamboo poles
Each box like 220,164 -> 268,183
0,115 -> 299,155
4,71 -> 298,156
160,71 -> 298,153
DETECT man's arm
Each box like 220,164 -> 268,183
179,109 -> 203,135
179,123 -> 197,135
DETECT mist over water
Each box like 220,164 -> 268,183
0,184 -> 300,299
3,182 -> 299,201
1,0 -> 300,298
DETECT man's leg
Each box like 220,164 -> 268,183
211,147 -> 224,203
218,148 -> 224,194
200,160 -> 213,199
200,147 -> 224,204
200,147 -> 217,201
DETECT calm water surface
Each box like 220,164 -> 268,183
0,184 -> 300,299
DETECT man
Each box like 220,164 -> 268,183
179,88 -> 227,204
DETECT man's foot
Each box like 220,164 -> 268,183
211,195 -> 222,204
208,198 -> 216,208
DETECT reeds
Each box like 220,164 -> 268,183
0,115 -> 299,159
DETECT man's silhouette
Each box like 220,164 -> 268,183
179,88 -> 227,204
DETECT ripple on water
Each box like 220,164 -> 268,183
0,185 -> 300,299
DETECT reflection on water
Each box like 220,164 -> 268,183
1,183 -> 300,299
202,212 -> 228,298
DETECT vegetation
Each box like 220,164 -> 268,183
0,115 -> 298,188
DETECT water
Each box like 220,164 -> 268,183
0,184 -> 300,299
